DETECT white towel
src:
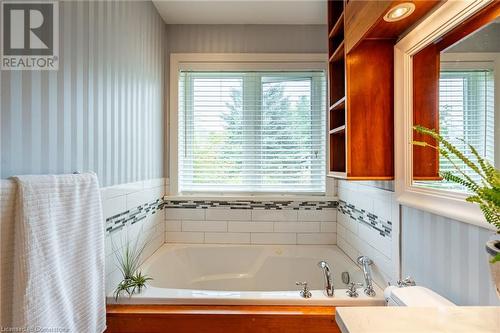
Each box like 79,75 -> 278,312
0,179 -> 17,327
11,173 -> 106,333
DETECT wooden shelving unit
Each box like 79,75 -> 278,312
327,0 -> 347,177
327,0 -> 441,180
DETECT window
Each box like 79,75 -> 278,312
178,71 -> 326,194
417,65 -> 495,191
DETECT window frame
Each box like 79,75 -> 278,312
394,0 -> 498,230
414,53 -> 498,191
169,53 -> 328,197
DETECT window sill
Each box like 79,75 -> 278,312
164,194 -> 338,202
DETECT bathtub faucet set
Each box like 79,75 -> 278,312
296,257 -> 376,298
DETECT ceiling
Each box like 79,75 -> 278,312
152,0 -> 327,25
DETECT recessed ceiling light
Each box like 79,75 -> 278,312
383,2 -> 416,22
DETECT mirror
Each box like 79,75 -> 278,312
412,11 -> 499,192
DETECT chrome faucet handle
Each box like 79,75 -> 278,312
357,256 -> 373,266
397,276 -> 416,288
364,285 -> 376,297
357,255 -> 376,297
345,282 -> 363,298
296,281 -> 312,299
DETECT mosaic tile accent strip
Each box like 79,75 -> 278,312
164,199 -> 338,210
337,200 -> 392,238
106,198 -> 165,234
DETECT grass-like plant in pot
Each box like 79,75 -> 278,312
413,125 -> 500,296
113,228 -> 153,301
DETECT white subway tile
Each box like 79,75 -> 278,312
326,177 -> 336,196
156,220 -> 165,235
106,268 -> 123,295
100,181 -> 144,200
251,209 -> 297,222
126,186 -> 164,210
165,220 -> 182,232
337,235 -> 359,263
320,221 -> 337,233
165,208 -> 205,220
372,197 -> 392,222
358,222 -> 392,258
337,210 -> 358,235
251,233 -> 296,244
182,220 -> 227,232
102,195 -> 126,219
105,252 -> 118,277
142,234 -> 164,260
204,232 -> 250,244
205,208 -> 251,221
298,209 -> 336,222
297,233 -> 336,245
151,210 -> 165,226
274,222 -> 320,233
166,232 -> 204,243
143,178 -> 165,189
228,221 -> 273,233
105,227 -> 127,256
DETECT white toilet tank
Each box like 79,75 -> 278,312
384,286 -> 456,306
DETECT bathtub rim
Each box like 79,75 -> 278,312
108,243 -> 385,306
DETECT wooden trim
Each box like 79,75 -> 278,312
346,176 -> 395,180
106,305 -> 340,333
435,1 -> 500,52
412,43 -> 440,179
413,176 -> 442,181
412,1 -> 500,179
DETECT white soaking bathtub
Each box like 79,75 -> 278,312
110,244 -> 385,306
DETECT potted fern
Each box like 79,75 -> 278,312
413,125 -> 500,296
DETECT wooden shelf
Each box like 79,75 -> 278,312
329,41 -> 345,63
329,125 -> 346,135
327,0 -> 403,179
329,96 -> 346,111
328,0 -> 347,176
329,12 -> 344,39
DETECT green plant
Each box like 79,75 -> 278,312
113,228 -> 153,301
413,125 -> 500,262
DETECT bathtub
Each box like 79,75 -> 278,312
110,244 -> 385,306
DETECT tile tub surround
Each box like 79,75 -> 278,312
103,178 -> 166,295
165,199 -> 338,245
336,180 -> 399,287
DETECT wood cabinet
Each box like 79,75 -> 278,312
327,0 -> 442,179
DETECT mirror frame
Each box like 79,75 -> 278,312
395,0 -> 497,230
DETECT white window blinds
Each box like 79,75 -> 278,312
438,69 -> 495,189
178,71 -> 326,193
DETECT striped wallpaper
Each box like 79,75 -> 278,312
0,1 -> 165,187
401,206 -> 500,305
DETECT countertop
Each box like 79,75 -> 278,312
335,306 -> 500,333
